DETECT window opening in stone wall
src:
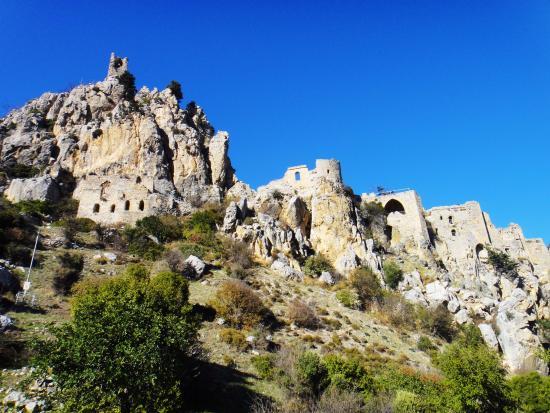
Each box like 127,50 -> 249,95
136,176 -> 142,184
93,204 -> 100,213
451,229 -> 456,236
125,200 -> 130,211
139,200 -> 144,211
294,171 -> 301,181
111,204 -> 116,213
448,216 -> 453,224
384,199 -> 405,214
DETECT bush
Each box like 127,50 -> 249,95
221,237 -> 253,269
118,71 -> 136,100
251,354 -> 276,380
508,372 -> 550,413
349,266 -> 383,307
219,328 -> 248,351
336,288 -> 360,309
3,163 -> 40,178
287,299 -> 319,329
14,200 -> 51,215
323,354 -> 373,395
179,242 -> 208,259
417,305 -> 456,342
55,217 -> 97,242
53,252 -> 84,295
487,247 -> 519,278
166,80 -> 183,101
124,227 -> 164,260
303,255 -> 334,277
313,386 -> 364,413
226,262 -> 247,280
435,338 -> 513,412
383,260 -> 403,289
377,293 -> 416,329
33,269 -> 200,412
164,249 -> 187,274
136,215 -> 182,243
211,279 -> 266,327
182,209 -> 222,245
295,351 -> 327,398
417,336 -> 436,352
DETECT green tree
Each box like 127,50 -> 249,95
436,338 -> 513,412
508,372 -> 550,413
166,80 -> 183,101
33,268 -> 200,412
349,266 -> 383,307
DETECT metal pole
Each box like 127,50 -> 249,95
26,231 -> 39,284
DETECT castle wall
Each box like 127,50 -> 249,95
362,190 -> 430,253
74,175 -> 157,225
426,201 -> 491,262
276,159 -> 342,190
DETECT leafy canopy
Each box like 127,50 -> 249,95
33,266 -> 200,412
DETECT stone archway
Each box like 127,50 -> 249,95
384,199 -> 405,214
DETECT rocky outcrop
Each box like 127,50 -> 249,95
0,53 -> 238,223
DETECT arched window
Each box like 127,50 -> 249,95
125,200 -> 130,211
93,204 -> 100,213
136,176 -> 142,184
451,229 -> 456,236
448,216 -> 453,224
294,171 -> 301,181
384,199 -> 405,214
110,204 -> 116,213
139,200 -> 144,211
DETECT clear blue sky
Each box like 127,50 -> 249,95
1,1 -> 549,241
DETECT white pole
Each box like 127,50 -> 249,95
26,232 -> 39,285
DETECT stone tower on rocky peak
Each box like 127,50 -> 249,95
1,53 -> 237,223
106,52 -> 129,78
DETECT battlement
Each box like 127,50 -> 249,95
278,159 -> 342,188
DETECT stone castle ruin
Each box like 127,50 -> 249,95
1,54 -> 549,374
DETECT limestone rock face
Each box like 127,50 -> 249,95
0,54 -> 237,223
5,176 -> 60,203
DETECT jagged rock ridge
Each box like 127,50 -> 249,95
1,54 -> 549,375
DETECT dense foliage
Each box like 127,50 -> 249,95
303,254 -> 334,277
33,266 -> 200,412
383,260 -> 403,289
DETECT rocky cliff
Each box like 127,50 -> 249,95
1,54 -> 549,375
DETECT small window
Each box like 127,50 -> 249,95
125,200 -> 130,211
93,204 -> 100,213
139,200 -> 144,211
136,176 -> 142,184
448,216 -> 453,224
440,215 -> 442,220
294,171 -> 301,181
451,229 -> 456,236
110,204 -> 116,213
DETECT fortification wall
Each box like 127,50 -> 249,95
362,190 -> 430,253
276,159 -> 342,190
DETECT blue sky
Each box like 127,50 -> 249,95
1,1 -> 549,241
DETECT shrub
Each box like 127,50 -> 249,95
336,288 -> 360,309
211,279 -> 266,327
286,299 -> 318,329
219,328 -> 248,351
182,209 -> 221,245
179,242 -> 208,259
33,268 -> 199,412
251,354 -> 275,380
323,354 -> 373,395
314,386 -> 364,413
164,249 -> 187,274
435,338 -> 513,412
14,200 -> 51,215
55,217 -> 97,242
226,262 -> 247,280
303,255 -> 334,277
3,163 -> 40,178
349,266 -> 383,307
124,227 -> 164,260
508,372 -> 550,413
487,247 -> 519,278
166,80 -> 183,101
417,305 -> 456,342
377,293 -> 416,328
118,71 -> 136,100
136,215 -> 182,243
383,260 -> 403,289
417,336 -> 436,352
221,237 -> 253,269
295,351 -> 327,398
53,252 -> 84,295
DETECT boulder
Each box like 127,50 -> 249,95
319,271 -> 335,285
5,176 -> 60,203
0,266 -> 20,294
478,323 -> 499,350
222,202 -> 240,233
0,314 -> 13,332
184,255 -> 206,278
271,254 -> 303,281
